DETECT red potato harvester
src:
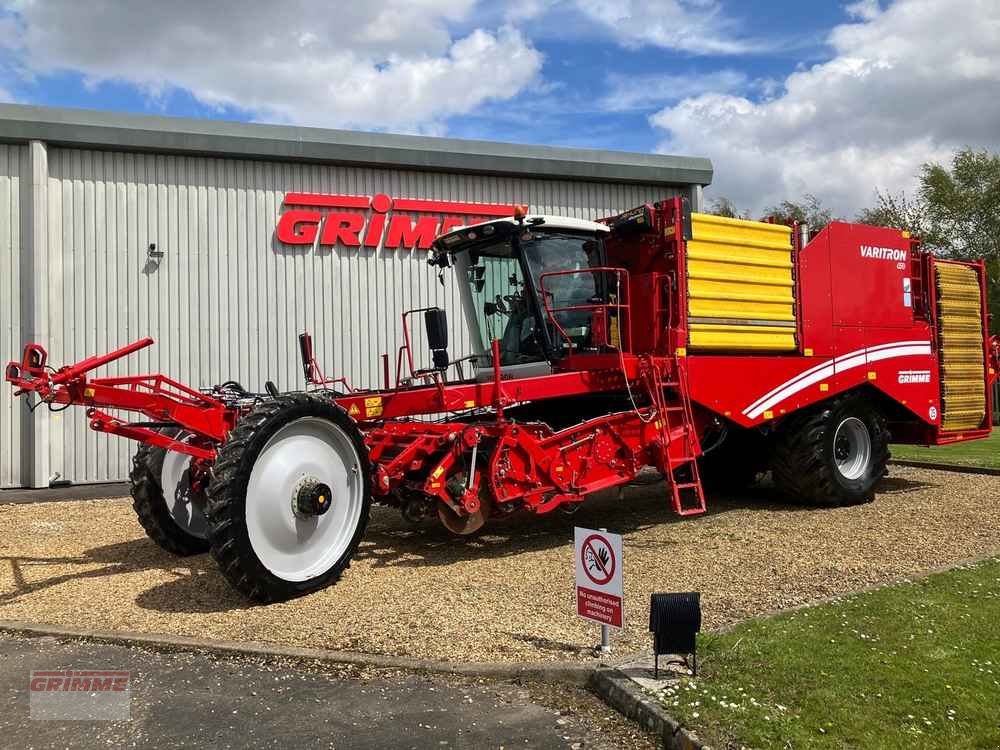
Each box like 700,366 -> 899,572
7,198 -> 998,601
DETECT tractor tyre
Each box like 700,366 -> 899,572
129,431 -> 211,556
205,393 -> 371,602
771,395 -> 889,506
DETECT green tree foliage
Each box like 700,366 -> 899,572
858,148 -> 1000,328
707,196 -> 748,219
763,194 -> 835,231
857,189 -> 941,244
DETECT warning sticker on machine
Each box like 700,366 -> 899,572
364,396 -> 383,418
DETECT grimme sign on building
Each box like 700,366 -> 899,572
276,192 -> 515,250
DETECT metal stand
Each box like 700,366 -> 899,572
653,651 -> 696,680
598,528 -> 612,654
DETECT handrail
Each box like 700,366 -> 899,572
538,267 -> 631,353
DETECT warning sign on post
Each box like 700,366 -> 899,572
574,527 -> 623,629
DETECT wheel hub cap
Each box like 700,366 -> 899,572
833,417 -> 872,481
294,479 -> 334,517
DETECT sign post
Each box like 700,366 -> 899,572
574,527 -> 624,652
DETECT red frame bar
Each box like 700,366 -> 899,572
538,267 -> 632,353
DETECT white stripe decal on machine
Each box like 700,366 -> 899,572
742,341 -> 932,419
741,340 -> 929,415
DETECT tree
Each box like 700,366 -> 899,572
763,194 -> 836,233
920,148 -> 1000,261
858,148 -> 1000,327
707,196 -> 748,219
856,189 -> 942,244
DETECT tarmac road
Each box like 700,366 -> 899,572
0,633 -> 653,749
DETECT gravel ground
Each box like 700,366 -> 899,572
0,466 -> 998,664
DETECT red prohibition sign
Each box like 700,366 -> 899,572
581,534 -> 615,586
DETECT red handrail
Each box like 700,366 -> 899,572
538,267 -> 631,352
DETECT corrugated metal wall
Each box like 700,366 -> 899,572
0,144 -> 23,488
13,146 -> 679,486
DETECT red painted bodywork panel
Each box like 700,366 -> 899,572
686,221 -> 948,431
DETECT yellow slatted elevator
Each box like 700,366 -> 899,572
686,213 -> 797,352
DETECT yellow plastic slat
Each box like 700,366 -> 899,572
690,301 -> 796,321
688,327 -> 797,351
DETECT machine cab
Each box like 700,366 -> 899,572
431,214 -> 612,380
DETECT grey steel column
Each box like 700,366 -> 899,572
20,139 -> 49,487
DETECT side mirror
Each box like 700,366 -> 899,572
298,332 -> 315,383
424,308 -> 449,370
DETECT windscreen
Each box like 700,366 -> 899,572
462,230 -> 604,366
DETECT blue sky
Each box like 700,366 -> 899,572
0,0 -> 996,216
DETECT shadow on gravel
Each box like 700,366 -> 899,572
134,570 -> 253,614
355,481 -> 824,571
0,539 -> 212,606
878,476 -> 938,494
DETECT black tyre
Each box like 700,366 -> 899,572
205,393 -> 371,602
129,431 -> 211,556
771,394 -> 889,506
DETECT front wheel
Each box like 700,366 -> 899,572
205,393 -> 371,602
771,395 -> 889,506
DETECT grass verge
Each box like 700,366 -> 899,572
653,557 -> 1000,749
891,431 -> 999,469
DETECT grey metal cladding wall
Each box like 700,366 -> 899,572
0,144 -> 23,487
36,147 -> 679,484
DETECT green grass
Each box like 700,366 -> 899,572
891,430 -> 1000,469
655,558 -> 1000,749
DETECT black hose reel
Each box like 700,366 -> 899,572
649,591 -> 702,678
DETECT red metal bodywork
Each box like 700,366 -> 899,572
6,197 -> 995,515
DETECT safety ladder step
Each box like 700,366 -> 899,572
670,476 -> 707,516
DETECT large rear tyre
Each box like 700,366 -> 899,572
771,394 -> 889,506
129,432 -> 210,556
205,393 -> 371,602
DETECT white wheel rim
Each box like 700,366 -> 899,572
834,417 -> 871,481
245,417 -> 364,582
160,440 -> 209,540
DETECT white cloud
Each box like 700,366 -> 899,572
474,0 -> 769,56
845,0 -> 882,21
650,0 -> 1000,217
571,0 -> 768,55
600,70 -> 747,112
0,0 -> 543,133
